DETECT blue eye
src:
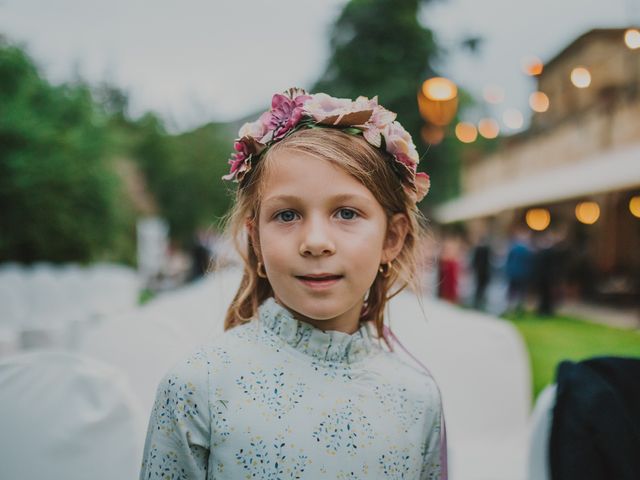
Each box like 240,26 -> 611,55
338,208 -> 358,220
275,210 -> 298,222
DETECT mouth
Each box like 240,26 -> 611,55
295,274 -> 343,289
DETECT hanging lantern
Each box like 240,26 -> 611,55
418,77 -> 459,126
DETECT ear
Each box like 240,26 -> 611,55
381,213 -> 409,264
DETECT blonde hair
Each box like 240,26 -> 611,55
217,128 -> 430,351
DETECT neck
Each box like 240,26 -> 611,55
273,296 -> 363,334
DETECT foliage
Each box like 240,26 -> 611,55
504,312 -> 640,402
130,115 -> 235,245
0,41 -> 136,264
138,287 -> 156,305
313,0 -> 462,205
0,39 -> 247,264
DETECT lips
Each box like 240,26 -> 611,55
295,274 -> 343,290
296,274 -> 343,280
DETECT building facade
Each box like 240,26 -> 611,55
435,28 -> 640,306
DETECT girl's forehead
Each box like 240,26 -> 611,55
261,150 -> 374,202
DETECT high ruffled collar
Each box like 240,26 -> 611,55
258,296 -> 380,364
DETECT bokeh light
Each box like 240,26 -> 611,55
521,56 -> 544,76
575,201 -> 600,224
571,67 -> 591,88
624,28 -> 640,49
421,124 -> 445,145
503,108 -> 524,130
478,118 -> 500,139
422,77 -> 457,101
526,208 -> 551,231
630,196 -> 640,218
529,91 -> 550,112
483,84 -> 505,104
455,122 -> 478,143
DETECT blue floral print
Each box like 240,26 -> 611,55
140,296 -> 443,479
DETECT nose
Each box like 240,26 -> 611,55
299,213 -> 336,256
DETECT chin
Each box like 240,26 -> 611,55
280,297 -> 340,321
295,303 -> 340,321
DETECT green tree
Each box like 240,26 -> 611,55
0,41 -> 135,263
314,0 -> 460,205
131,114 -> 234,245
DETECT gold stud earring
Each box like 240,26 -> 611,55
257,261 -> 267,278
378,261 -> 393,278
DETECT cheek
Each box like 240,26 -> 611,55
259,226 -> 291,270
360,219 -> 387,245
344,226 -> 386,262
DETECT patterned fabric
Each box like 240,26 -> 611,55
140,296 -> 443,479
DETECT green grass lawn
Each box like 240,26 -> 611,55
502,312 -> 640,401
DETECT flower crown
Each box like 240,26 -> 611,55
222,87 -> 430,203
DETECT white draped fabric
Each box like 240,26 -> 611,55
0,263 -> 140,355
387,295 -> 531,480
526,384 -> 557,480
0,351 -> 144,480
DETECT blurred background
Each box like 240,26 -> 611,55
1,0 -> 639,479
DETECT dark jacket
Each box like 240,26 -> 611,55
550,356 -> 640,480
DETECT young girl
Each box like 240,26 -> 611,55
140,88 -> 447,479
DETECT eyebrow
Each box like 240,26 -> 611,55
263,193 -> 371,205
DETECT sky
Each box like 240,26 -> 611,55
0,0 -> 636,132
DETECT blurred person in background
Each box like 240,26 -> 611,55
415,231 -> 439,297
188,229 -> 213,282
532,229 -> 568,316
471,234 -> 492,310
438,232 -> 462,304
505,227 -> 533,314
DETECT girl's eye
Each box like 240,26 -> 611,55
274,208 -> 359,223
275,210 -> 298,222
337,208 -> 359,220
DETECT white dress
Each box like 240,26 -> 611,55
140,296 -> 444,479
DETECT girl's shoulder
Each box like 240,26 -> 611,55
372,349 -> 443,403
158,320 -> 257,379
160,318 -> 265,378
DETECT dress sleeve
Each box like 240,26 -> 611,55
140,349 -> 211,479
420,380 -> 447,480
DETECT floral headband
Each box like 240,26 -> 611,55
222,87 -> 430,203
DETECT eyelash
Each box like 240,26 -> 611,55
274,208 -> 360,223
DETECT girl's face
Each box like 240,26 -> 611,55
251,149 -> 408,334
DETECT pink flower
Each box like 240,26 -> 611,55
222,87 -> 430,202
414,172 -> 431,202
383,121 -> 419,170
304,93 -> 375,126
304,93 -> 356,120
360,102 -> 397,147
238,118 -> 267,141
221,140 -> 251,181
260,90 -> 311,142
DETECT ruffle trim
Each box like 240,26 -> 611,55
258,297 -> 380,364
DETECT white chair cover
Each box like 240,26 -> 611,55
526,383 -> 557,480
78,268 -> 240,414
0,350 -> 144,480
389,295 -> 532,480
